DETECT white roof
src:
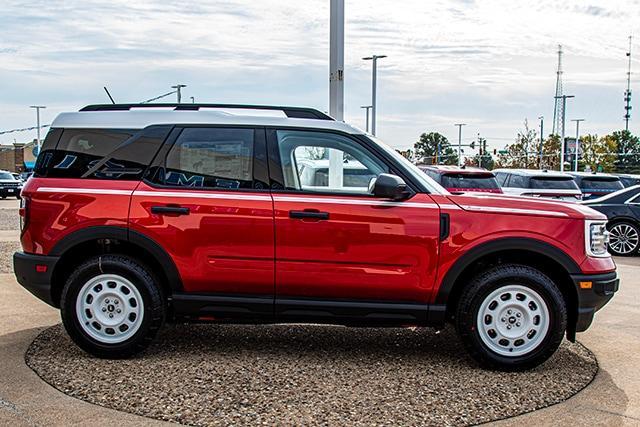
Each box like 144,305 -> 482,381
566,171 -> 619,179
492,168 -> 574,178
51,110 -> 364,134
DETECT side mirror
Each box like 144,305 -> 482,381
371,173 -> 411,200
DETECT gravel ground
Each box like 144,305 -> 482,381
0,241 -> 20,273
26,324 -> 597,426
0,208 -> 19,230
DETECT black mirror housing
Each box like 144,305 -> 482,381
372,173 -> 411,200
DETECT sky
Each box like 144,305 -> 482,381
1,0 -> 639,154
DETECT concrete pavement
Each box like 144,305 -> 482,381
0,244 -> 638,425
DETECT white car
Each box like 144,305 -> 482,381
493,169 -> 582,201
0,170 -> 22,199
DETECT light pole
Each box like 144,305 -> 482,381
29,105 -> 46,155
538,116 -> 544,169
554,94 -> 574,171
360,105 -> 372,133
363,55 -> 386,135
190,96 -> 195,104
571,119 -> 585,172
454,123 -> 466,166
172,84 -> 187,103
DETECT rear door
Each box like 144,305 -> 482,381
267,129 -> 441,323
128,126 -> 274,319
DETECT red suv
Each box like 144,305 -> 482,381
14,104 -> 618,370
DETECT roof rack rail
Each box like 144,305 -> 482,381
79,103 -> 334,121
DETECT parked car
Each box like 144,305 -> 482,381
418,165 -> 502,194
582,185 -> 640,256
295,159 -> 376,193
567,172 -> 624,200
0,170 -> 22,199
493,169 -> 582,201
14,103 -> 618,371
616,173 -> 640,188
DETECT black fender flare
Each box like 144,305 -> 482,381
50,226 -> 183,292
435,237 -> 581,305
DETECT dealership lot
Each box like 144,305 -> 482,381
0,197 -> 638,425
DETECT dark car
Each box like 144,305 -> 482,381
418,165 -> 502,194
616,174 -> 640,188
583,185 -> 640,256
567,172 -> 624,200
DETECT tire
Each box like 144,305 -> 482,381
607,221 -> 640,257
60,255 -> 165,358
455,264 -> 567,371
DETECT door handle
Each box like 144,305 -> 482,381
289,210 -> 330,220
151,205 -> 190,215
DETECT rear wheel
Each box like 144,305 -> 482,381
455,264 -> 566,371
61,255 -> 165,358
607,221 -> 639,256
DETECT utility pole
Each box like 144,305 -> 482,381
171,84 -> 187,103
625,35 -> 633,131
538,116 -> 544,169
571,119 -> 585,172
329,0 -> 345,189
29,105 -> 46,155
363,54 -> 387,135
554,95 -> 574,171
454,123 -> 466,167
477,132 -> 482,168
360,105 -> 372,133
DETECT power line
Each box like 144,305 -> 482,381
0,124 -> 50,136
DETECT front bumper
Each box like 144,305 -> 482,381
13,252 -> 59,307
571,271 -> 619,332
0,187 -> 20,197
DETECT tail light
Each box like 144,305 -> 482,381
19,196 -> 29,233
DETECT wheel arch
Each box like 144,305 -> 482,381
436,238 -> 581,340
49,226 -> 183,307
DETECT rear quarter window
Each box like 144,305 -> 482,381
530,177 -> 579,190
581,178 -> 624,192
441,173 -> 500,190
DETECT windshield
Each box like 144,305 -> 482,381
442,173 -> 500,190
0,172 -> 14,180
368,136 -> 448,194
530,177 -> 579,190
581,178 -> 624,192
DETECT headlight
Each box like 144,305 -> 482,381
585,220 -> 609,257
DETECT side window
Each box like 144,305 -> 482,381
509,175 -> 527,188
494,172 -> 507,186
38,129 -> 136,179
275,130 -> 388,195
162,128 -> 257,190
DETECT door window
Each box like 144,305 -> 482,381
162,128 -> 256,189
275,130 -> 388,195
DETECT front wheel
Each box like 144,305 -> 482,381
60,255 -> 165,358
455,264 -> 567,371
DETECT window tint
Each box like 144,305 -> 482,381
581,178 -> 624,192
494,172 -> 508,186
507,175 -> 527,188
276,130 -> 388,195
530,177 -> 579,190
441,173 -> 500,190
162,128 -> 255,190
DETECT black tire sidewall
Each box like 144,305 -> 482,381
457,265 -> 566,370
61,255 -> 164,358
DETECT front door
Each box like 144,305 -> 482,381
268,129 -> 440,324
128,126 -> 274,319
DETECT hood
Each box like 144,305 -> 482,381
446,193 -> 607,220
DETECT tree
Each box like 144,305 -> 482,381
611,130 -> 640,173
413,132 -> 458,165
578,134 -> 617,172
495,120 -> 539,169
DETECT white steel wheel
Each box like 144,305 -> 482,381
608,223 -> 639,255
75,274 -> 144,344
476,285 -> 550,357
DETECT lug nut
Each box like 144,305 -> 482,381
516,322 -> 521,327
507,310 -> 512,315
516,313 -> 521,318
105,299 -> 110,304
109,313 -> 113,318
501,317 -> 506,322
507,325 -> 512,330
116,309 -> 121,314
114,300 -> 119,305
102,307 -> 107,312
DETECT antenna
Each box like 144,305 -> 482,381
625,35 -> 633,131
552,45 -> 564,136
103,87 -> 116,104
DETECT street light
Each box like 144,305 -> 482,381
571,119 -> 585,172
29,105 -> 46,156
360,105 -> 372,133
454,123 -> 466,167
554,94 -> 574,171
171,84 -> 187,103
363,55 -> 387,135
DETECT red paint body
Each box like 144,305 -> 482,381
20,177 -> 615,304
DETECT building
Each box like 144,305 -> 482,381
0,139 -> 38,173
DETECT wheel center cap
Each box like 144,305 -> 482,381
509,316 -> 516,324
107,305 -> 114,312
